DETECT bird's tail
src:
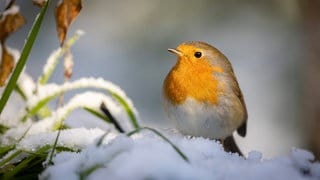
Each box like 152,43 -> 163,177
223,135 -> 243,156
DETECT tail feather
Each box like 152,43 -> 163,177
223,135 -> 243,156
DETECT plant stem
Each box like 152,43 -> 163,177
47,129 -> 61,166
100,102 -> 124,133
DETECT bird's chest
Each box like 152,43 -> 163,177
163,60 -> 223,105
162,96 -> 234,139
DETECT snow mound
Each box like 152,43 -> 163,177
40,130 -> 320,180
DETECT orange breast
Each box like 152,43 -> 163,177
164,58 -> 223,105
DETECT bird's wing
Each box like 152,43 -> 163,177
213,53 -> 248,137
231,71 -> 248,137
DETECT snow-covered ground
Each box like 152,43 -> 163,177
34,128 -> 319,180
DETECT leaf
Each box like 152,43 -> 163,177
0,145 -> 15,158
0,149 -> 22,167
55,0 -> 82,46
0,5 -> 25,86
2,145 -> 50,179
33,0 -> 47,8
0,124 -> 9,134
0,45 -> 15,86
0,5 -> 25,41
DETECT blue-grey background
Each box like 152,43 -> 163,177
4,0 -> 312,158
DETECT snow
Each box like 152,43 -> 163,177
40,48 -> 62,82
0,5 -> 19,21
17,72 -> 36,98
17,128 -> 108,151
0,44 -> 20,66
75,29 -> 85,36
38,130 -> 320,180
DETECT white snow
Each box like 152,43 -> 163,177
0,44 -> 20,67
17,128 -> 109,151
39,130 -> 320,180
0,5 -> 19,21
17,72 -> 36,99
40,48 -> 62,82
5,46 -> 21,63
75,29 -> 85,36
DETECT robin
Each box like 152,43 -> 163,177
163,41 -> 247,155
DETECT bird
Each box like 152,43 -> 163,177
162,41 -> 247,155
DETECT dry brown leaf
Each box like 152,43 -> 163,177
0,44 -> 15,86
33,0 -> 47,8
55,0 -> 82,46
0,5 -> 25,86
0,5 -> 25,41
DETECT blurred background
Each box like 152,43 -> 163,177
2,0 -> 320,158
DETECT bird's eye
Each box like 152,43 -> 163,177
194,51 -> 202,58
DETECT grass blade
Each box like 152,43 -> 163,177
79,164 -> 103,180
111,93 -> 139,129
0,124 -> 9,134
0,0 -> 50,114
84,107 -> 111,124
0,150 -> 23,167
47,129 -> 61,166
23,78 -> 139,128
14,85 -> 27,100
38,31 -> 83,85
0,145 -> 15,158
2,145 -> 50,180
127,127 -> 189,162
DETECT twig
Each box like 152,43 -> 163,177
100,102 -> 124,133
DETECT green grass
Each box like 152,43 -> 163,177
0,0 -> 50,114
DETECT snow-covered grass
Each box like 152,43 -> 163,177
0,31 -> 141,179
3,123 -> 320,180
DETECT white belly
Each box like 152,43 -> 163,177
163,96 -> 244,139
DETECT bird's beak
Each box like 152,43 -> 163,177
168,48 -> 183,56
